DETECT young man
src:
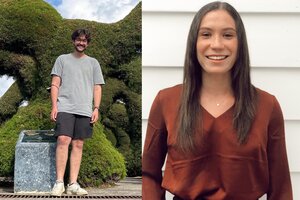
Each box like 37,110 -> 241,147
50,29 -> 105,196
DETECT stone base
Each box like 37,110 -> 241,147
14,130 -> 56,194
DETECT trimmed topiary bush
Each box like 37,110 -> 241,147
0,100 -> 126,186
0,100 -> 52,176
0,0 -> 141,181
101,78 -> 141,176
0,82 -> 22,123
80,123 -> 126,187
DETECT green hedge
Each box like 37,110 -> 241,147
0,101 -> 126,186
0,0 -> 141,180
0,82 -> 23,124
0,100 -> 53,176
80,123 -> 126,187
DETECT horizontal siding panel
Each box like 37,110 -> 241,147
142,67 -> 300,120
142,119 -> 147,146
143,0 -> 300,13
285,120 -> 300,172
142,12 -> 190,68
245,13 -> 300,68
291,172 -> 300,199
142,67 -> 182,118
142,118 -> 300,173
142,13 -> 300,68
251,67 -> 300,120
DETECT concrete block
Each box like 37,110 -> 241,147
14,130 -> 57,194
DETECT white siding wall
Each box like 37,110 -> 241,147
142,0 -> 300,199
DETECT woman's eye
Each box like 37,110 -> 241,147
200,32 -> 211,38
223,33 -> 234,39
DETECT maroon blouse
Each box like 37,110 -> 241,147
142,84 -> 292,200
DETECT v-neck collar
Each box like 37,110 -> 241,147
201,104 -> 234,120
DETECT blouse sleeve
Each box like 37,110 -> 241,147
142,91 -> 168,200
267,97 -> 293,200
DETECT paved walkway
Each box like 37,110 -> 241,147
87,177 -> 141,196
0,177 -> 141,199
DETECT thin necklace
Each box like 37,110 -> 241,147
214,93 -> 231,107
201,89 -> 233,107
216,99 -> 226,107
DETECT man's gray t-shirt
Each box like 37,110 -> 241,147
51,53 -> 105,117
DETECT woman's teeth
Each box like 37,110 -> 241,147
207,56 -> 227,60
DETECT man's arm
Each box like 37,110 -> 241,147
50,75 -> 61,121
90,84 -> 102,123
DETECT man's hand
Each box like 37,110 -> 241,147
51,107 -> 58,121
50,76 -> 60,122
90,109 -> 99,124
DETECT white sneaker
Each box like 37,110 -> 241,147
66,182 -> 88,195
50,181 -> 65,196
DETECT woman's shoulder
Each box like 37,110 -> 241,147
255,87 -> 280,109
152,84 -> 183,108
158,84 -> 182,99
255,87 -> 276,100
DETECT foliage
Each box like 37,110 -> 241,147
0,82 -> 22,123
0,0 -> 141,183
80,123 -> 126,187
108,57 -> 141,94
0,101 -> 126,186
101,78 -> 141,176
126,141 -> 142,177
108,103 -> 129,129
0,100 -> 53,176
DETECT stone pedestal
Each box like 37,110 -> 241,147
14,130 -> 57,194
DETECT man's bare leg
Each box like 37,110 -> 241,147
55,135 -> 72,181
69,139 -> 84,183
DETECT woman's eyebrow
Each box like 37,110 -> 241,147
199,27 -> 236,31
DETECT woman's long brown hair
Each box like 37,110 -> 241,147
177,1 -> 257,152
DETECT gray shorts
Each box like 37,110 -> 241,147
55,112 -> 93,139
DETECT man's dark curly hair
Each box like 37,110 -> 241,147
71,29 -> 91,43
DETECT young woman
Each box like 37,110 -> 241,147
142,2 -> 293,200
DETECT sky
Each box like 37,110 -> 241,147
0,76 -> 14,97
0,0 -> 140,97
45,0 -> 139,23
